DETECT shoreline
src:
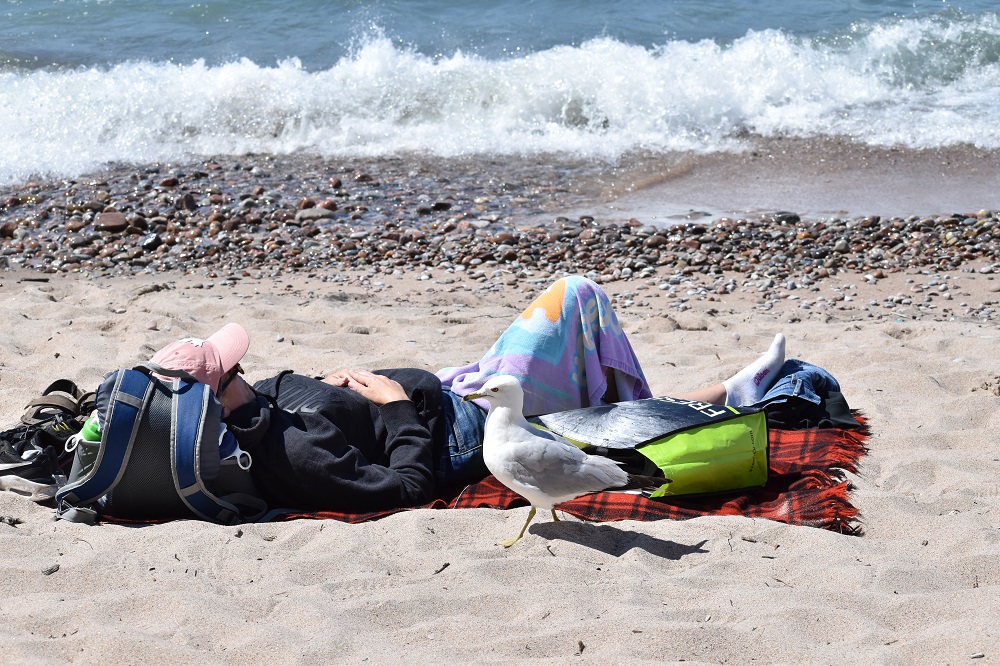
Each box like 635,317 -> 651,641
569,140 -> 1000,222
0,145 -> 996,325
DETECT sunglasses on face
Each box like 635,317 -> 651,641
217,363 -> 244,397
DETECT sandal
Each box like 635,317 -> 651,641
20,379 -> 85,426
77,390 -> 97,419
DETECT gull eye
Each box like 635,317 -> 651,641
491,387 -> 498,392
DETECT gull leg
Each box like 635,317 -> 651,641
550,509 -> 559,522
499,506 -> 537,548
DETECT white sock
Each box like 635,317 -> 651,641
723,333 -> 786,407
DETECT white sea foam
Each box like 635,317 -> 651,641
2,13 -> 999,186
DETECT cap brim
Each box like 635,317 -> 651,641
206,323 -> 250,374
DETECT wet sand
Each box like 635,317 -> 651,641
559,140 -> 1000,223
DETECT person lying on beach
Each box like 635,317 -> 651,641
148,276 -> 787,513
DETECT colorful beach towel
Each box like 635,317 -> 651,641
272,417 -> 870,534
437,276 -> 652,417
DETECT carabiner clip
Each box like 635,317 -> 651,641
236,450 -> 252,471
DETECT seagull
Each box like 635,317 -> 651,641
464,375 -> 670,547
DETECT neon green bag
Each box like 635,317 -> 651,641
530,396 -> 769,497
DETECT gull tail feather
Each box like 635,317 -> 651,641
614,474 -> 673,491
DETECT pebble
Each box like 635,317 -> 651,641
94,211 -> 128,233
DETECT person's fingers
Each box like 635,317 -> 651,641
347,377 -> 378,393
342,372 -> 407,405
321,368 -> 355,385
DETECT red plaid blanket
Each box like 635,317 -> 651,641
273,419 -> 870,534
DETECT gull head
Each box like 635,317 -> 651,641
463,374 -> 524,410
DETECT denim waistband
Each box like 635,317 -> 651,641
753,358 -> 842,408
437,388 -> 488,488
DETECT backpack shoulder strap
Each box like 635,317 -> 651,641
138,362 -> 200,384
55,368 -> 155,523
169,380 -> 245,524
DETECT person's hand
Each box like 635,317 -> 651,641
218,374 -> 257,417
341,370 -> 409,406
321,370 -> 351,387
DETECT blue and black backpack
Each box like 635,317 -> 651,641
55,363 -> 267,525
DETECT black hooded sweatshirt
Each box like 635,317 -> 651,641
224,368 -> 446,512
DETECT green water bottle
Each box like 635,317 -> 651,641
66,416 -> 102,483
81,415 -> 102,442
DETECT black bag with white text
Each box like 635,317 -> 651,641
530,396 -> 769,497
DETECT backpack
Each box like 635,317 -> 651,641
55,363 -> 267,525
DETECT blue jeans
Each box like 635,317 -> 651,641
752,359 -> 842,409
437,388 -> 489,489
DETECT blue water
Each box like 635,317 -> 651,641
1,0 -> 998,185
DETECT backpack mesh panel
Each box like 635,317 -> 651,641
104,384 -> 191,519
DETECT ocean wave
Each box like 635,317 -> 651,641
2,12 -> 999,185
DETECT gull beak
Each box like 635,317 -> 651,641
463,391 -> 484,402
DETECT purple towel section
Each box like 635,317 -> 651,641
436,276 -> 652,417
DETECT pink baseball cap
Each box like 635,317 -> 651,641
148,323 -> 250,392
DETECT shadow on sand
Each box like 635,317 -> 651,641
529,520 -> 709,560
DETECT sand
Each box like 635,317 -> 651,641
1,250 -> 998,664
